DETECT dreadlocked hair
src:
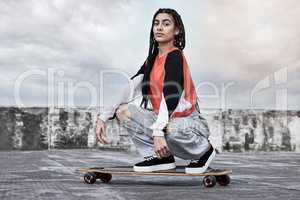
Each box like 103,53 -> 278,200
131,8 -> 186,109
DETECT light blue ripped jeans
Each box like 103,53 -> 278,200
120,104 -> 211,160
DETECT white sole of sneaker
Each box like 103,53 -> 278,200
133,163 -> 176,172
185,149 -> 216,174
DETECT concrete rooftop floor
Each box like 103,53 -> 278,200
0,149 -> 299,200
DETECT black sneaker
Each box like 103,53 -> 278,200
185,145 -> 216,174
133,155 -> 176,172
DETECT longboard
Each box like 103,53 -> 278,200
79,166 -> 232,187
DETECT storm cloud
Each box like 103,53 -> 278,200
0,0 -> 299,110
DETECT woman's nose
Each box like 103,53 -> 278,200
156,24 -> 163,31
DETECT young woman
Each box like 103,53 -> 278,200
96,8 -> 215,173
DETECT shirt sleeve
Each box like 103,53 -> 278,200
150,50 -> 184,137
98,73 -> 144,122
163,50 -> 184,116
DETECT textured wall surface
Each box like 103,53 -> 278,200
0,107 -> 299,152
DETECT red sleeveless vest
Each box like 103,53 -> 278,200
149,48 -> 197,118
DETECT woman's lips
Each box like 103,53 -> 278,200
155,33 -> 164,37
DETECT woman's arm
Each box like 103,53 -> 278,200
98,74 -> 144,122
149,50 -> 184,137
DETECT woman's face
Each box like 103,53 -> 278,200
153,13 -> 179,44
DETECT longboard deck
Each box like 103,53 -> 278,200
79,166 -> 232,187
79,165 -> 232,176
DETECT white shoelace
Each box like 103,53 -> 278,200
144,155 -> 157,161
190,159 -> 199,164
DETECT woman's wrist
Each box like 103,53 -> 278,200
152,130 -> 165,137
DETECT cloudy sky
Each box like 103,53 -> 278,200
0,0 -> 299,110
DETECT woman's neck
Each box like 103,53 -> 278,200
158,42 -> 176,57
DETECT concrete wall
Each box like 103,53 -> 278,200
0,107 -> 299,152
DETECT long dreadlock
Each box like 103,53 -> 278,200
131,8 -> 200,113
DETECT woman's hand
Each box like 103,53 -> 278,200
153,136 -> 170,159
96,118 -> 108,144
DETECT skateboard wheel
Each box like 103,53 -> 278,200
99,173 -> 112,183
84,172 -> 97,184
216,175 -> 230,186
203,175 -> 217,188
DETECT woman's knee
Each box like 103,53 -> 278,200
116,104 -> 131,122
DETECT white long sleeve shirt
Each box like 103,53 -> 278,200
98,50 -> 193,137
